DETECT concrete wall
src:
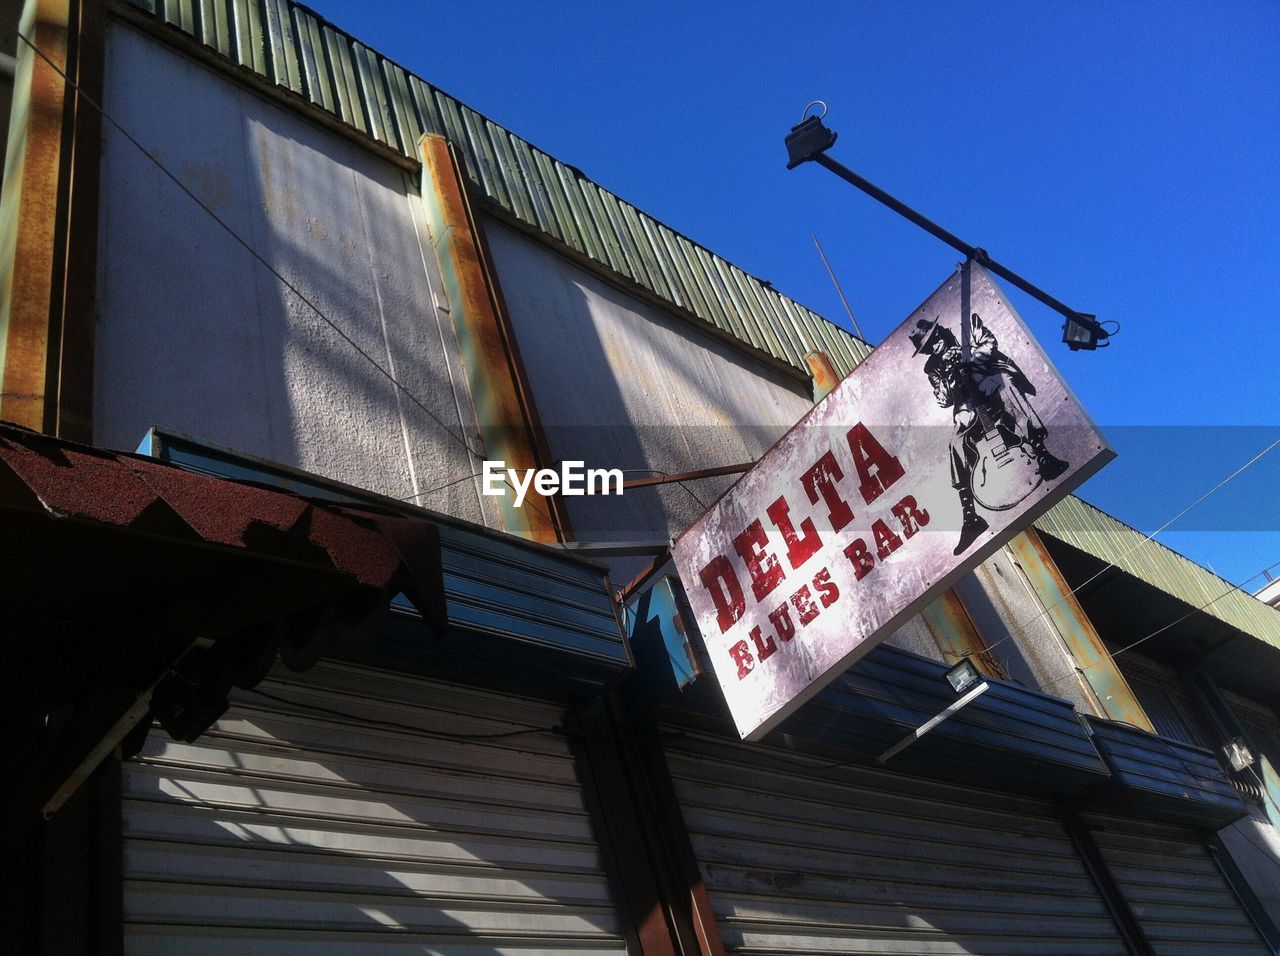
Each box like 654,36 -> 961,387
484,219 -> 813,550
95,24 -> 491,525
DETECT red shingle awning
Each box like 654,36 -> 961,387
0,420 -> 448,818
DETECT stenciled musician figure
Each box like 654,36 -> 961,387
910,312 -> 1069,556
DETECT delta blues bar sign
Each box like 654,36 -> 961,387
672,263 -> 1114,740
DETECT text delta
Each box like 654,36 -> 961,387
695,422 -> 931,680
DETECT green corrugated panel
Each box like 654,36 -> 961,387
761,286 -> 812,369
485,124 -> 537,226
127,0 -> 873,375
433,93 -> 476,182
197,0 -> 231,57
382,61 -> 422,158
653,224 -> 709,319
576,180 -> 627,277
1035,497 -> 1280,652
246,0 -> 268,75
407,76 -> 443,139
160,0 -> 194,34
321,26 -> 364,134
272,0 -> 302,92
230,0 -> 265,75
352,43 -> 395,148
726,264 -> 783,358
507,138 -> 559,240
690,244 -> 752,348
293,9 -> 332,111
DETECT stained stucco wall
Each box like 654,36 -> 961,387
484,219 -> 813,546
94,23 -> 491,525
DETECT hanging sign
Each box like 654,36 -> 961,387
671,263 -> 1113,740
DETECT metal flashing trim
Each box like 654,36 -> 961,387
1035,495 -> 1280,653
116,0 -> 872,379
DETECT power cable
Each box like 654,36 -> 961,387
620,468 -> 707,508
17,30 -> 569,537
17,31 -> 485,460
248,687 -> 552,741
975,433 -> 1280,662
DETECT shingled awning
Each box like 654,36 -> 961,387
0,421 -> 446,818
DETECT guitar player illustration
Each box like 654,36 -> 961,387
910,312 -> 1069,555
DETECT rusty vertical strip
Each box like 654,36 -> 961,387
921,586 -> 1007,679
52,0 -> 105,442
1008,528 -> 1156,731
470,199 -> 575,541
802,348 -> 840,401
634,732 -> 727,956
0,0 -> 71,431
417,132 -> 562,543
568,697 -> 677,956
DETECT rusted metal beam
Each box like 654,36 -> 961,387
803,348 -> 841,400
621,463 -> 753,491
51,0 -> 105,442
1008,528 -> 1156,731
921,586 -> 1007,679
418,133 -> 562,543
0,0 -> 103,441
1,0 -> 71,432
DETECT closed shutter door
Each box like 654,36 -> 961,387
1083,814 -> 1268,954
665,731 -> 1126,955
122,661 -> 627,955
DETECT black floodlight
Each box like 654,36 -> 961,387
1063,312 -> 1109,351
785,102 -> 837,169
944,658 -> 983,694
1223,737 -> 1256,773
786,103 -> 1114,353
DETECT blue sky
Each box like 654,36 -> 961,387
307,0 -> 1280,588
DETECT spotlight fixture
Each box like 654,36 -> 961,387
877,660 -> 990,765
1223,738 -> 1255,773
944,658 -> 983,694
1062,312 -> 1109,351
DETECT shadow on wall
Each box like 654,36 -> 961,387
94,23 -> 485,522
120,662 -> 628,953
480,219 -> 814,579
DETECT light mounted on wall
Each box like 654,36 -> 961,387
944,658 -> 984,694
877,658 -> 990,765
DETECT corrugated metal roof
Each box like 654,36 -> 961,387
120,0 -> 872,377
1035,496 -> 1280,653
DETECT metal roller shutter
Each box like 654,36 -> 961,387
121,661 -> 628,955
1083,814 -> 1268,954
664,730 -> 1127,955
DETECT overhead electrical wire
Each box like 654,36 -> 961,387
975,433 -> 1280,662
15,30 -> 568,536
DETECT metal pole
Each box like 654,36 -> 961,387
811,152 -> 1085,323
875,681 -> 990,765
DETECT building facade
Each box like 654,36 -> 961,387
2,1 -> 1279,953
